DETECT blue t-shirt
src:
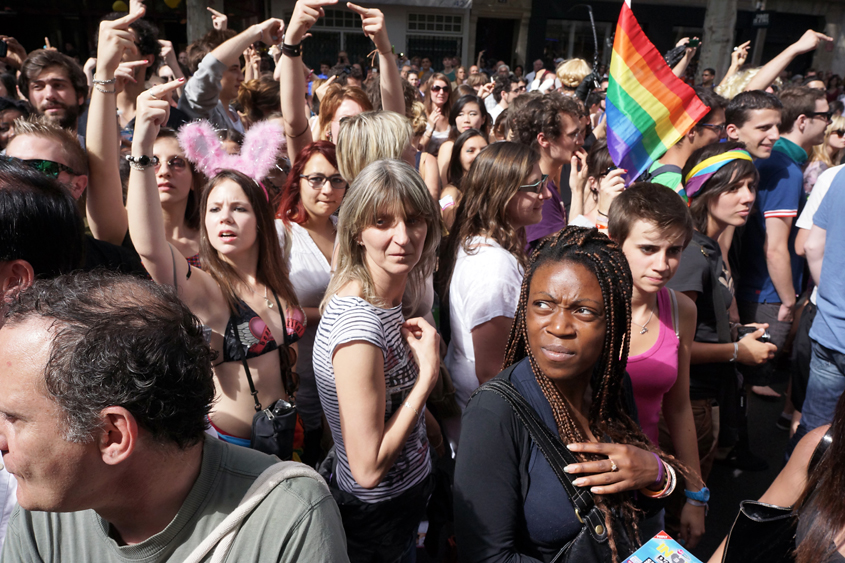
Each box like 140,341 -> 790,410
737,137 -> 806,303
809,168 -> 845,353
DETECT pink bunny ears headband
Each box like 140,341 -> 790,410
177,120 -> 286,201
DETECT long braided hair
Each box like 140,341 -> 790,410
503,226 -> 680,561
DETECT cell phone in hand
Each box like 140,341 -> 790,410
688,38 -> 700,48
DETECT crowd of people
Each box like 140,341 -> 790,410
2,0 -> 845,561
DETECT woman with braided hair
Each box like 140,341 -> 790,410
454,226 -> 679,563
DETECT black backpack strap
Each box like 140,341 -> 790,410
808,427 -> 833,474
472,374 -> 608,542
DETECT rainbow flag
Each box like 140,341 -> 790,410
606,0 -> 710,185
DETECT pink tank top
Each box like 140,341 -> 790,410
627,287 -> 679,444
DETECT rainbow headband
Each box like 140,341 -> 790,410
684,149 -> 753,199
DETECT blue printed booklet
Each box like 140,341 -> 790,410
623,531 -> 703,563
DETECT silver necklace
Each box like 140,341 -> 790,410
264,285 -> 274,309
631,305 -> 656,335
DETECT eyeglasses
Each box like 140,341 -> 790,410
809,111 -> 833,123
430,85 -> 449,93
154,156 -> 188,171
831,129 -> 845,137
518,173 -> 549,193
3,156 -> 79,178
300,173 -> 348,189
699,122 -> 727,136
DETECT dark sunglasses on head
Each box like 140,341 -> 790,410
518,173 -> 549,193
430,85 -> 449,93
154,156 -> 188,171
2,155 -> 79,178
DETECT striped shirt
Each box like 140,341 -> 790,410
313,295 -> 430,503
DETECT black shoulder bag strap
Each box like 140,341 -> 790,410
472,372 -> 609,544
235,291 -> 293,412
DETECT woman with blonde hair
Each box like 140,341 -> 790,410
556,58 -> 591,94
437,142 -> 551,446
805,114 -> 845,194
336,110 -> 440,199
313,159 -> 441,562
421,72 -> 454,156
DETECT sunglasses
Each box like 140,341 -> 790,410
809,111 -> 833,122
430,85 -> 449,93
699,122 -> 727,135
518,173 -> 549,193
300,173 -> 348,190
832,129 -> 845,137
3,156 -> 79,178
154,156 -> 188,171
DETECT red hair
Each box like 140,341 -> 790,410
276,141 -> 339,225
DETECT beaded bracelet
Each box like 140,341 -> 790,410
93,77 -> 116,85
95,86 -> 116,94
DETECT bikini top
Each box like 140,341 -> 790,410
220,293 -> 306,364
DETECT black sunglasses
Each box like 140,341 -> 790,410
809,111 -> 833,122
2,155 -> 79,178
832,129 -> 845,137
518,173 -> 549,193
430,85 -> 449,93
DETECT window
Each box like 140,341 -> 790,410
408,13 -> 462,34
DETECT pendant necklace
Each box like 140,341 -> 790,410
264,285 -> 274,309
631,305 -> 655,335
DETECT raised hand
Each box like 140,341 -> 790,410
0,36 -> 27,70
96,9 -> 145,78
207,7 -> 228,30
254,18 -> 285,46
731,41 -> 751,67
133,80 -> 184,149
792,29 -> 833,55
347,3 -> 390,54
286,0 -> 338,45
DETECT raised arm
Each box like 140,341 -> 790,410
332,317 -> 439,488
348,3 -> 403,116
86,9 -> 148,245
746,30 -> 832,92
718,41 -> 750,89
281,0 -> 336,161
672,38 -> 698,79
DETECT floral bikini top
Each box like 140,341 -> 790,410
220,295 -> 306,364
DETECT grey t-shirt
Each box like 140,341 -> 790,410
1,436 -> 349,562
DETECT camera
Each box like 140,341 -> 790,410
736,326 -> 771,343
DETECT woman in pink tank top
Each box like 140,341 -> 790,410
608,184 -> 706,549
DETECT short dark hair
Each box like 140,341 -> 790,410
682,140 -> 759,233
0,158 -> 85,277
511,91 -> 582,148
449,94 -> 490,136
693,86 -> 727,127
186,29 -> 237,74
585,91 -> 605,109
492,75 -> 517,103
607,182 -> 694,247
0,74 -> 18,100
3,271 -> 216,448
19,50 -> 88,103
703,68 -> 716,75
779,86 -> 826,133
725,90 -> 783,129
330,64 -> 363,86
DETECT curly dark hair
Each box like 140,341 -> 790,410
511,90 -> 582,149
19,50 -> 88,102
3,271 -> 217,449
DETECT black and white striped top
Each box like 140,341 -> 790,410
313,295 -> 431,503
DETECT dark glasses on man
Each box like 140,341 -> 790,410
809,111 -> 832,122
699,122 -> 727,135
518,173 -> 549,193
2,155 -> 79,178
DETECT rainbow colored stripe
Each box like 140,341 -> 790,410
606,1 -> 710,185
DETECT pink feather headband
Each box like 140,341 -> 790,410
177,120 -> 286,202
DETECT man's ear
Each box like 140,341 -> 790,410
98,406 -> 139,465
0,259 -> 35,299
536,131 -> 551,150
68,174 -> 88,200
725,123 -> 740,141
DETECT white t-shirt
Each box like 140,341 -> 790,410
489,103 -> 505,125
275,219 -> 334,431
444,236 -> 523,413
795,164 -> 844,305
0,456 -> 17,554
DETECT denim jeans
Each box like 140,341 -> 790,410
791,340 -> 845,451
